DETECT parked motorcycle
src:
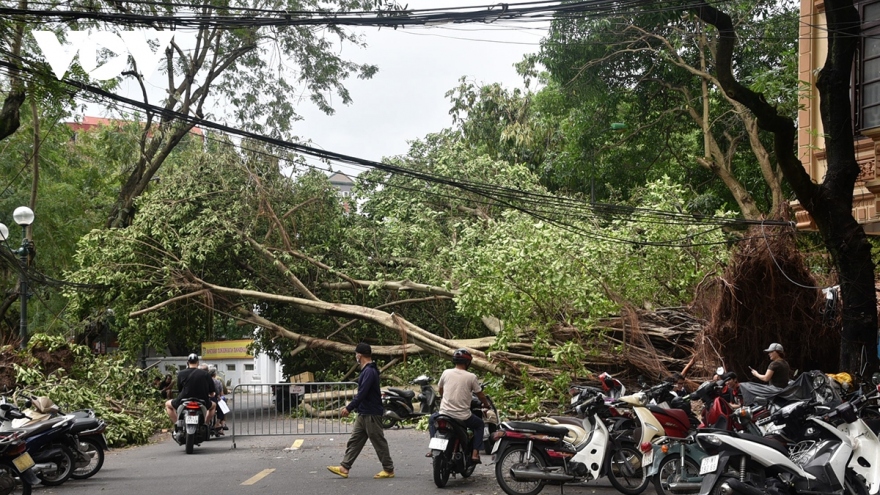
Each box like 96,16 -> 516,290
381,374 -> 440,429
173,398 -> 211,454
646,374 -> 760,495
695,389 -> 878,495
0,430 -> 39,495
0,403 -> 76,486
491,385 -> 649,495
14,397 -> 107,480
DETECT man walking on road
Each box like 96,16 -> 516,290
327,342 -> 395,479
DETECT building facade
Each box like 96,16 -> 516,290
795,0 -> 880,234
145,339 -> 284,387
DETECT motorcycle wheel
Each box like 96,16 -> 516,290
653,454 -> 701,495
605,443 -> 649,495
185,429 -> 195,454
710,475 -> 739,495
495,445 -> 546,495
0,464 -> 31,495
380,416 -> 397,429
433,454 -> 450,488
845,467 -> 870,495
36,445 -> 75,486
70,437 -> 105,480
485,423 -> 498,455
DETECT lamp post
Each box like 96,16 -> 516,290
0,206 -> 35,349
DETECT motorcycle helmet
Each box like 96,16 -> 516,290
452,349 -> 473,368
598,372 -> 619,392
187,353 -> 199,364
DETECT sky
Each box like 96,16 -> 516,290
80,4 -> 550,178
287,18 -> 549,175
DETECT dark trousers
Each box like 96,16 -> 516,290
341,414 -> 394,472
428,412 -> 484,453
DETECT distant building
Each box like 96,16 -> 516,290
329,172 -> 354,198
144,339 -> 284,387
329,171 -> 354,212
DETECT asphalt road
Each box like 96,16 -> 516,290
29,426 -> 657,495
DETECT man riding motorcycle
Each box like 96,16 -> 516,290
427,349 -> 491,464
164,354 -> 216,435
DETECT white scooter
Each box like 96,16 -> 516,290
491,387 -> 649,495
695,389 -> 879,495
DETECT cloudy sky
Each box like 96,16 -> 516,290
94,4 -> 549,177
289,18 -> 548,173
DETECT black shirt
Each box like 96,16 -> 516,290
176,368 -> 214,404
768,360 -> 791,388
345,362 -> 383,415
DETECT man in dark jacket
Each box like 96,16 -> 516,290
165,353 -> 216,429
327,343 -> 395,479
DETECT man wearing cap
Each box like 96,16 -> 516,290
327,342 -> 395,479
751,343 -> 790,388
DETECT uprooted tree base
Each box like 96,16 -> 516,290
694,225 -> 839,381
547,226 -> 840,386
0,341 -> 77,391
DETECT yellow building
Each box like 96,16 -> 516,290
795,0 -> 880,233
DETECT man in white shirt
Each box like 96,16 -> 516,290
428,349 -> 491,463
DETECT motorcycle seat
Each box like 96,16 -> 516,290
70,416 -> 101,434
388,388 -> 415,399
503,421 -> 570,437
2,416 -> 70,437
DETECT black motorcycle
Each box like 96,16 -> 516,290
0,430 -> 40,495
429,392 -> 493,487
19,396 -> 107,480
173,398 -> 211,454
381,374 -> 439,429
0,403 -> 77,486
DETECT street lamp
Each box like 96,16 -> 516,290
0,206 -> 35,349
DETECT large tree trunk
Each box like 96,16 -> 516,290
691,0 -> 878,373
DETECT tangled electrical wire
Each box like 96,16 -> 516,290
0,50 -> 793,251
0,0 -> 735,30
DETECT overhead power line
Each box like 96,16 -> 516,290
0,0 -> 730,30
0,53 -> 793,249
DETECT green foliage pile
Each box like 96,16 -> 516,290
9,335 -> 166,447
452,177 -> 731,333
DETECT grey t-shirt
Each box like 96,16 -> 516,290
438,368 -> 481,421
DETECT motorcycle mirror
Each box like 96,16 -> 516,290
23,399 -> 31,409
637,375 -> 647,387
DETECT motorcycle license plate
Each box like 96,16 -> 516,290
12,452 -> 34,472
491,439 -> 501,455
429,438 -> 448,451
642,447 -> 653,467
700,455 -> 718,475
185,414 -> 200,424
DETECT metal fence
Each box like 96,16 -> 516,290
230,382 -> 358,448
